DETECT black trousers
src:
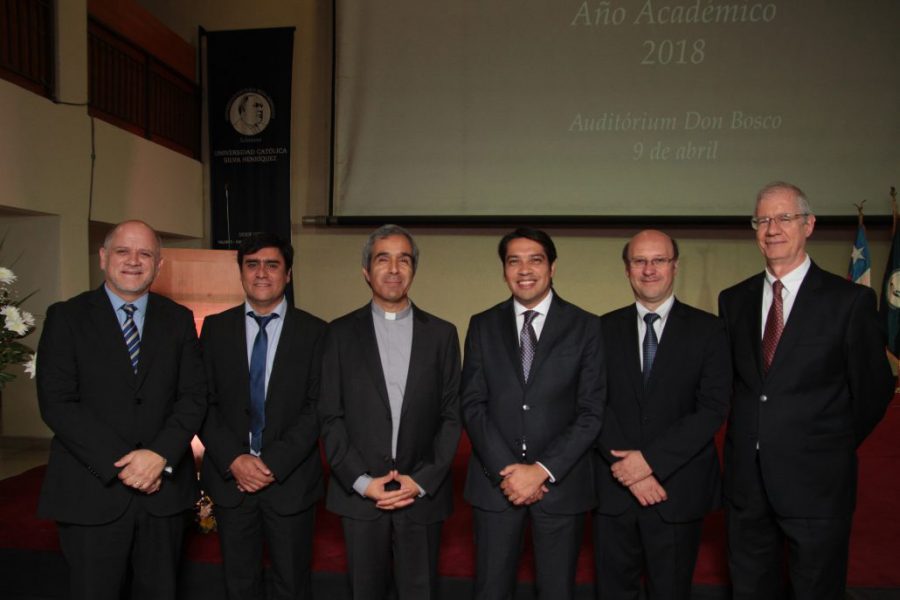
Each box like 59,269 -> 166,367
341,511 -> 443,600
214,495 -> 316,600
57,499 -> 188,600
592,507 -> 702,600
726,456 -> 852,600
473,504 -> 585,600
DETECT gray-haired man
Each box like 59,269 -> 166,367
319,225 -> 462,599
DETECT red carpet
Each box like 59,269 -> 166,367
2,401 -> 898,586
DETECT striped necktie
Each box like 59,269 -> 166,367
121,303 -> 140,373
642,312 -> 660,384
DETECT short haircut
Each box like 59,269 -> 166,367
755,181 -> 812,216
237,232 -> 294,271
103,220 -> 162,256
621,232 -> 680,265
497,227 -> 557,264
361,224 -> 419,273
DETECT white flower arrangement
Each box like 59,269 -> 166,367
0,264 -> 36,388
0,267 -> 16,285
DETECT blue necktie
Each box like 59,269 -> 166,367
121,304 -> 140,373
249,312 -> 278,454
520,310 -> 538,383
642,312 -> 660,384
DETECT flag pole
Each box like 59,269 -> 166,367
890,187 -> 899,380
892,186 -> 897,236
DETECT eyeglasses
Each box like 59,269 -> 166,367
750,213 -> 809,230
628,257 -> 676,269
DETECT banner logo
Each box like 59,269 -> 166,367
227,89 -> 273,136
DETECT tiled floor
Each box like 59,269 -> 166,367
0,437 -> 49,480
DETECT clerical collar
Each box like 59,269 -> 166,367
370,300 -> 412,321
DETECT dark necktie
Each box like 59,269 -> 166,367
762,280 -> 784,372
642,312 -> 660,384
249,312 -> 279,454
520,310 -> 538,383
121,304 -> 140,373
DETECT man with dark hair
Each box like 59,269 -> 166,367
199,232 -> 326,599
594,229 -> 730,600
462,227 -> 606,600
37,220 -> 206,600
719,182 -> 893,599
319,224 -> 461,599
236,231 -> 294,270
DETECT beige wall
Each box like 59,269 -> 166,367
0,215 -> 60,436
0,0 -> 203,436
136,0 -> 333,223
294,226 -> 893,336
135,0 -> 892,332
2,0 -> 892,438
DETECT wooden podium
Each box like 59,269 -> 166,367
150,248 -> 246,469
150,248 -> 245,334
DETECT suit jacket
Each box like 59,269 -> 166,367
461,293 -> 606,514
318,303 -> 461,524
718,262 -> 893,518
199,304 -> 326,515
596,299 -> 731,522
36,286 -> 207,525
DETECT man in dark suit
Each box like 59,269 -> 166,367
36,220 -> 206,600
199,232 -> 326,599
718,182 -> 894,599
318,224 -> 461,599
461,227 -> 606,600
594,229 -> 731,600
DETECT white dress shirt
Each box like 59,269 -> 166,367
760,255 -> 811,338
635,294 -> 675,367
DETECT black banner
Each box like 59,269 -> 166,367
206,27 -> 294,249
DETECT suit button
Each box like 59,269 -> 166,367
760,395 -> 768,403
383,455 -> 391,463
522,404 -> 530,411
135,398 -> 143,405
135,442 -> 143,449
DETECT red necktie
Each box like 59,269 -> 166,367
762,280 -> 784,372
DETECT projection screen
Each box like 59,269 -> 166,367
332,1 -> 900,217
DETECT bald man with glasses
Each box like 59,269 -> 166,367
718,182 -> 893,600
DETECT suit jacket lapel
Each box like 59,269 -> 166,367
134,296 -> 160,389
646,299 -> 687,393
400,305 -> 428,420
742,275 -> 766,379
499,299 -> 525,387
767,264 -> 821,377
90,287 -> 137,388
528,293 -> 571,386
267,307 -> 293,401
355,306 -> 391,412
620,305 -> 646,403
230,305 -> 252,394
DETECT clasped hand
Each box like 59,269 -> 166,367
609,449 -> 667,506
230,454 -> 275,493
115,449 -> 166,494
365,470 -> 420,510
499,463 -> 549,506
